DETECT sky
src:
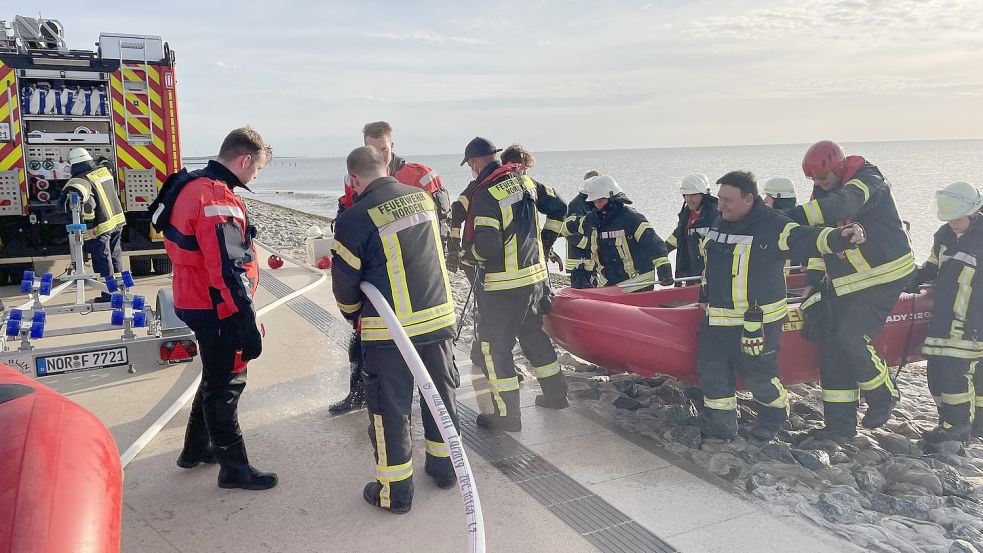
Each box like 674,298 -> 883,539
6,1 -> 983,157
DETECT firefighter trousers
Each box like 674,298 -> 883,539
697,319 -> 788,438
819,280 -> 904,433
362,340 -> 460,508
177,310 -> 248,452
84,226 -> 122,299
473,285 -> 567,420
926,355 -> 979,428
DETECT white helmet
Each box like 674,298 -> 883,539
677,173 -> 710,195
68,147 -> 93,165
936,181 -> 983,221
584,175 -> 623,202
763,177 -> 797,199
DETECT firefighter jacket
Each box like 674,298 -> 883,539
918,215 -> 983,359
789,157 -> 915,296
463,162 -> 550,292
666,194 -> 718,279
701,198 -> 857,327
564,192 -> 592,269
331,176 -> 455,345
63,165 -> 125,238
158,161 -> 258,319
338,155 -> 450,232
579,199 -> 672,292
452,169 -> 566,254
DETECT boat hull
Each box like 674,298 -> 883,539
0,365 -> 122,553
544,281 -> 933,386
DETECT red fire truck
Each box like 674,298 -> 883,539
0,15 -> 180,282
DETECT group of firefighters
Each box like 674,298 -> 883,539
137,122 -> 982,516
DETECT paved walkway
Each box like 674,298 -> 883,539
27,249 -> 857,553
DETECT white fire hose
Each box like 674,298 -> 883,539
359,281 -> 486,553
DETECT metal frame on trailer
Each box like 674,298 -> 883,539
0,193 -> 194,379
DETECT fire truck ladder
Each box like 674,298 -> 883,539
117,38 -> 153,144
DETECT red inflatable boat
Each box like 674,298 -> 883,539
0,365 -> 122,553
544,276 -> 933,386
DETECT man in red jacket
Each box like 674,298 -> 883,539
153,126 -> 276,490
329,121 -> 451,415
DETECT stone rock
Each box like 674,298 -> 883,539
796,438 -> 842,456
854,468 -> 888,494
643,376 -> 669,388
571,387 -> 602,401
867,492 -> 932,520
589,375 -> 610,383
746,472 -> 778,492
791,401 -> 824,420
924,441 -> 967,456
948,496 -> 983,519
929,507 -> 983,531
935,464 -> 977,499
873,431 -> 914,455
708,452 -> 745,479
816,466 -> 857,488
758,442 -> 796,464
669,424 -> 702,450
880,458 -> 945,496
614,380 -> 639,397
950,540 -> 982,553
792,449 -> 831,471
815,492 -> 879,525
612,396 -> 643,411
949,524 -> 983,550
746,461 -> 819,487
786,414 -> 807,431
653,384 -> 687,404
829,451 -> 852,465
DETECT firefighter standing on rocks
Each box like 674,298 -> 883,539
459,137 -> 568,432
695,170 -> 866,441
153,126 -> 276,490
331,145 -> 460,514
329,121 -> 451,415
667,173 -> 718,282
573,175 -> 673,292
563,170 -> 600,289
914,181 -> 983,443
791,140 -> 914,439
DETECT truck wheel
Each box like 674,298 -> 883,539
152,257 -> 173,274
130,258 -> 153,277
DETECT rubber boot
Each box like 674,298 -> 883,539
177,390 -> 216,469
696,409 -> 738,440
861,393 -> 899,429
425,458 -> 457,490
476,390 -> 521,432
215,440 -> 278,490
923,423 -> 972,444
363,482 -> 411,514
749,405 -> 787,442
328,363 -> 365,414
808,425 -> 857,441
535,373 -> 569,409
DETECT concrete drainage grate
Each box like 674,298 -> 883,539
458,403 -> 678,553
260,270 -> 678,553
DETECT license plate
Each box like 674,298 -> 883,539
36,347 -> 129,376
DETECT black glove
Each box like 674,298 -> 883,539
446,237 -> 461,273
219,311 -> 263,361
657,264 -> 674,287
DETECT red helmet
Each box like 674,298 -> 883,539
802,140 -> 845,179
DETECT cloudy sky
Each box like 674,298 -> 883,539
7,1 -> 982,156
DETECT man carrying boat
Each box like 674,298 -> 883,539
154,127 -> 277,490
791,140 -> 914,439
913,181 -> 983,442
499,144 -> 568,267
667,173 -> 718,282
563,170 -> 600,288
697,170 -> 866,441
331,145 -> 460,513
329,121 -> 451,415
460,136 -> 569,432
576,175 -> 673,292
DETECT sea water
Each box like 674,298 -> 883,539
204,139 -> 983,260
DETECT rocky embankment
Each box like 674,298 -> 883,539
248,197 -> 983,553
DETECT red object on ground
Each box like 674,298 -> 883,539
544,276 -> 933,386
268,255 -> 284,269
0,365 -> 122,553
316,256 -> 332,270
